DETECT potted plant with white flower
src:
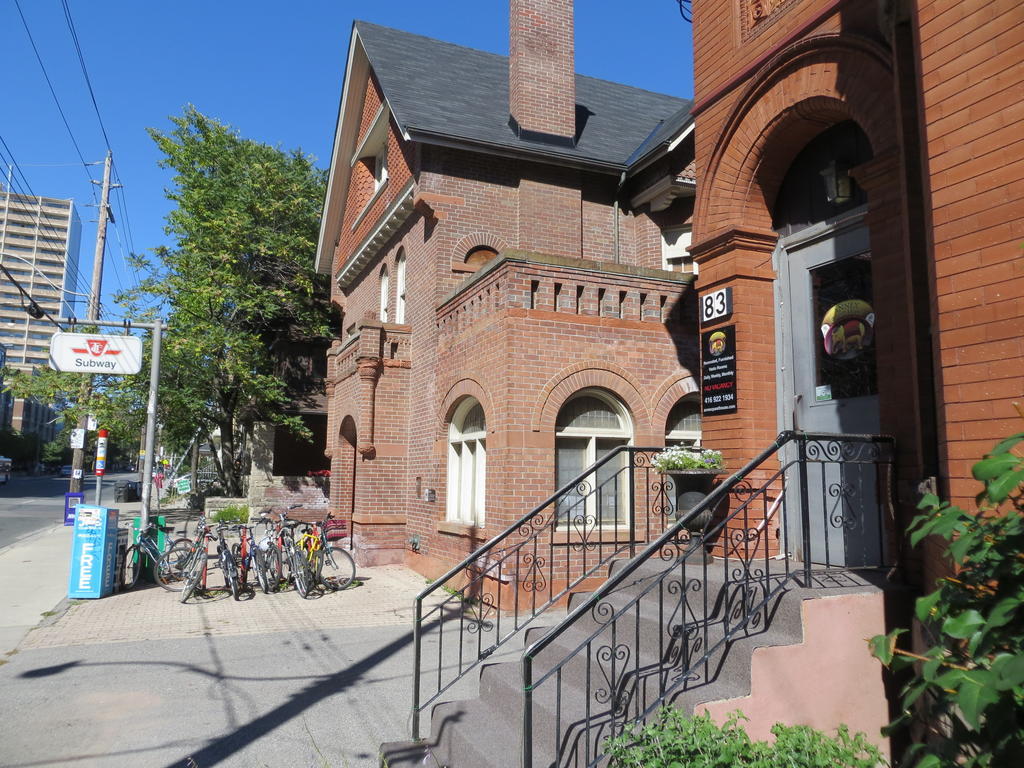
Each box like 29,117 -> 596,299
652,445 -> 724,534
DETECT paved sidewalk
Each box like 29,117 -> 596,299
0,522 -> 73,656
23,564 -> 440,650
0,498 -> 187,656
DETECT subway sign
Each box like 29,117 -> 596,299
49,332 -> 143,375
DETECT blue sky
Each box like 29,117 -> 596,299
2,1 -> 694,320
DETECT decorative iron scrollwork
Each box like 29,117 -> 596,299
594,643 -> 633,716
520,552 -> 546,593
571,513 -> 599,551
827,481 -> 859,530
466,591 -> 496,634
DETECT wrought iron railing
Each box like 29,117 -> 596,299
412,446 -> 676,738
521,431 -> 895,767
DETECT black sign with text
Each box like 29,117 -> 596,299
701,325 -> 738,416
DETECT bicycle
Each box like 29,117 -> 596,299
230,523 -> 260,595
119,521 -> 193,592
180,521 -> 241,602
179,517 -> 212,603
279,516 -> 311,598
215,523 -> 242,601
296,513 -> 356,594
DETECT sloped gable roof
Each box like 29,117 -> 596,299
356,20 -> 691,169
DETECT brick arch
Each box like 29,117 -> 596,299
532,361 -> 649,434
650,374 -> 701,435
699,34 -> 896,235
438,376 -> 493,440
452,233 -> 510,266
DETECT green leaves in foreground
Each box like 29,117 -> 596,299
869,428 -> 1024,767
604,709 -> 885,768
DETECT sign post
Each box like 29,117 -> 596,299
95,428 -> 109,505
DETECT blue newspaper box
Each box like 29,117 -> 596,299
68,505 -> 119,599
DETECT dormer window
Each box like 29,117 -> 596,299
352,104 -> 391,196
373,146 -> 388,191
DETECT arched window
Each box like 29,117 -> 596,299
464,246 -> 497,271
447,399 -> 486,526
378,265 -> 389,322
555,389 -> 632,525
395,251 -> 407,324
665,396 -> 701,446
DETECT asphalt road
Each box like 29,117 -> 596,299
0,623 -> 414,768
0,471 -> 136,549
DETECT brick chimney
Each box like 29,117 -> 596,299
509,0 -> 576,144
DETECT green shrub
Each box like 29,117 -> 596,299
869,426 -> 1024,767
604,708 -> 884,767
210,504 -> 249,524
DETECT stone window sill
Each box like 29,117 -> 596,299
437,520 -> 488,538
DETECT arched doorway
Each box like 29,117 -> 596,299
773,121 -> 878,437
772,121 -> 880,566
339,416 -> 358,543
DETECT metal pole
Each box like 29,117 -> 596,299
139,319 -> 162,531
522,658 -> 533,768
797,434 -> 812,588
411,597 -> 422,739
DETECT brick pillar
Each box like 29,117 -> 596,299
509,0 -> 576,142
690,226 -> 779,467
356,358 -> 381,459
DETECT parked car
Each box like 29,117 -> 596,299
60,465 -> 74,478
0,456 -> 11,485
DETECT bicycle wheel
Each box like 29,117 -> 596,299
319,545 -> 356,591
120,544 -> 141,591
263,544 -> 282,592
252,547 -> 268,594
156,538 -> 193,591
288,546 -> 310,598
221,548 -> 240,601
180,547 -> 207,604
231,542 -> 249,592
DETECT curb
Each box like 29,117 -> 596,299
0,522 -> 68,557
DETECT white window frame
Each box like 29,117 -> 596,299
665,395 -> 702,447
447,399 -> 486,526
662,226 -> 696,274
374,145 -> 388,191
555,389 -> 633,528
379,265 -> 389,322
395,251 -> 406,324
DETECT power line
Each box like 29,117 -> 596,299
0,134 -> 95,315
0,263 -> 64,330
61,0 -> 111,151
12,0 -> 99,199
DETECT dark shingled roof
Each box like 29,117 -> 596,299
355,21 -> 692,170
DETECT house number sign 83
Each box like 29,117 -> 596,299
700,287 -> 733,325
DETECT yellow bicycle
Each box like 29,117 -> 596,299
295,514 -> 356,596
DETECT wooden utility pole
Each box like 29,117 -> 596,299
69,151 -> 116,494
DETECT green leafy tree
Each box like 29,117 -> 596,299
121,106 -> 329,495
870,417 -> 1024,767
1,363 -> 146,452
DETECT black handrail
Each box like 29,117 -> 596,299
411,444 -> 667,738
520,431 -> 895,767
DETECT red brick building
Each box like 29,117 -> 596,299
316,7 -> 701,572
689,0 -> 1023,586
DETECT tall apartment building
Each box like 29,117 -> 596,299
0,187 -> 81,445
0,187 -> 82,368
